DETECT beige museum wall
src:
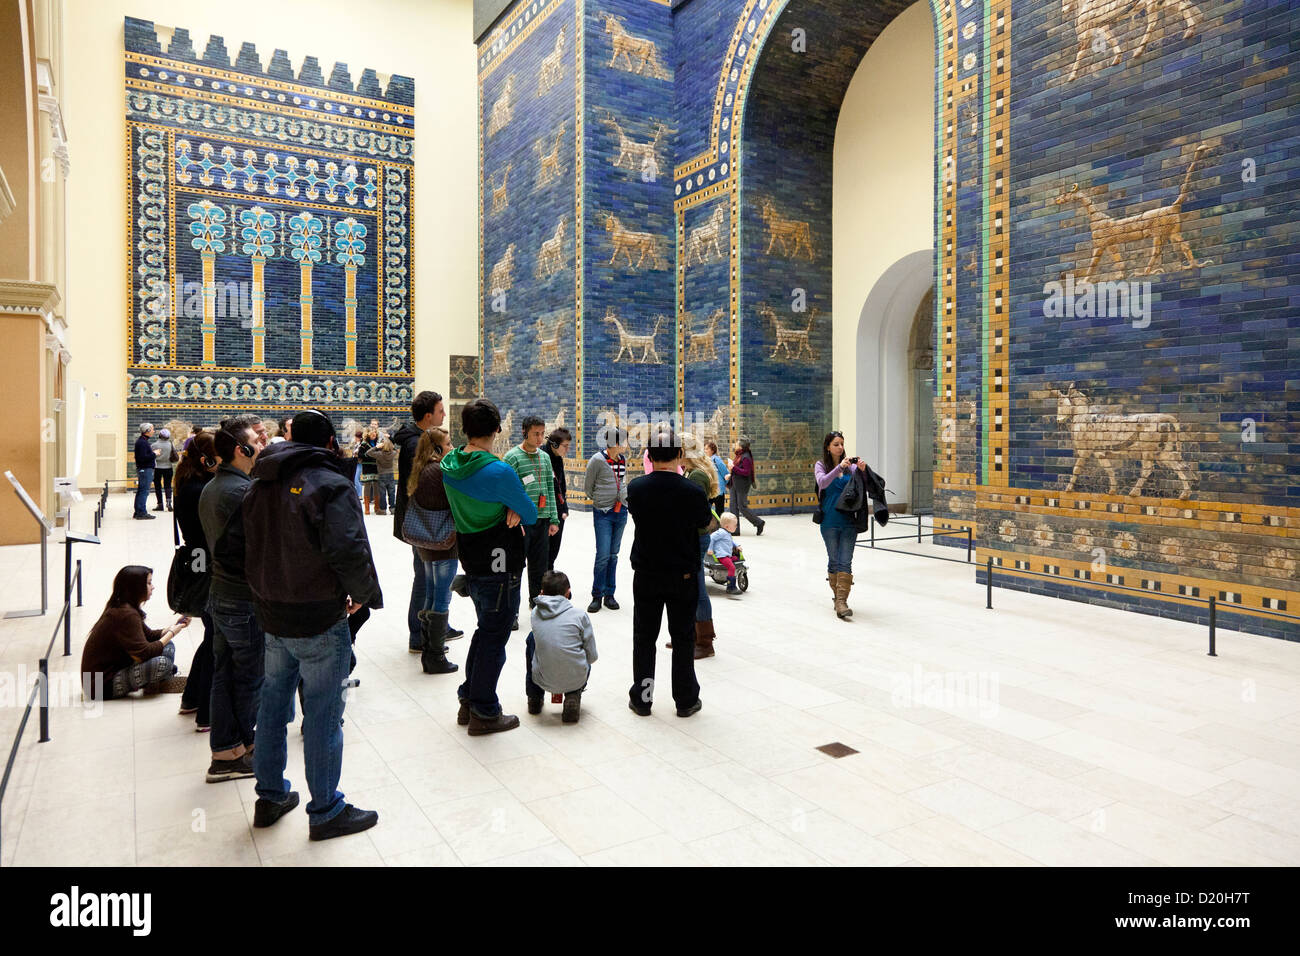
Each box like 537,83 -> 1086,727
62,0 -> 479,487
832,0 -> 934,470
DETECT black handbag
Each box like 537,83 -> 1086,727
167,511 -> 210,616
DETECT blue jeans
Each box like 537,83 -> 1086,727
377,475 -> 397,512
456,572 -> 521,719
591,507 -> 628,597
821,523 -> 857,574
408,549 -> 426,650
695,533 -> 712,622
208,593 -> 265,753
352,468 -> 362,499
422,557 -> 459,614
134,467 -> 154,517
254,618 -> 353,826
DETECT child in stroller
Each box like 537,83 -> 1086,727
705,512 -> 747,595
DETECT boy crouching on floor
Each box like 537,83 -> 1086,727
527,571 -> 598,723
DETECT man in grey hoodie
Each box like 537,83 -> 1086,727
525,571 -> 598,724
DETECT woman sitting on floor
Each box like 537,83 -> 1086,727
81,565 -> 192,700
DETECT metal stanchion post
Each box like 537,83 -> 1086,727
870,518 -> 875,548
1207,596 -> 1217,657
966,527 -> 972,562
76,559 -> 82,608
38,659 -> 50,743
986,556 -> 993,609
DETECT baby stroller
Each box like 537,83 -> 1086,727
703,549 -> 749,592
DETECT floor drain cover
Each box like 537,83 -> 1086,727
816,742 -> 859,758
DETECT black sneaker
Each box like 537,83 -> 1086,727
253,790 -> 299,828
756,522 -> 765,536
676,699 -> 703,718
562,691 -> 582,724
587,597 -> 602,613
446,626 -> 465,641
527,696 -> 543,715
309,803 -> 379,841
603,595 -> 620,611
628,699 -> 652,717
153,505 -> 164,511
205,753 -> 255,783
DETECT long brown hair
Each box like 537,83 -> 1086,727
174,431 -> 216,488
408,427 -> 451,495
105,564 -> 152,614
680,432 -> 719,499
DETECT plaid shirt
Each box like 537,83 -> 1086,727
504,444 -> 559,524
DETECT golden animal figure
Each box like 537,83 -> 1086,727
489,330 -> 514,377
1054,386 -> 1193,498
487,73 -> 515,137
490,164 -> 511,215
599,12 -> 671,79
488,243 -> 517,293
604,214 -> 667,270
545,407 -> 567,438
684,205 -> 726,267
491,410 -> 516,457
759,199 -> 815,260
763,410 -> 814,460
535,215 -> 569,280
759,304 -> 819,362
684,307 -> 724,363
534,122 -> 567,190
604,309 -> 665,364
1063,0 -> 1202,83
598,111 -> 672,177
535,314 -> 568,368
538,25 -> 567,95
1055,144 -> 1212,282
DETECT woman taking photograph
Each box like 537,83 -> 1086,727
81,566 -> 192,699
815,431 -> 858,620
681,434 -> 721,658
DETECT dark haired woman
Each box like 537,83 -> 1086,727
815,431 -> 858,620
81,566 -> 191,699
544,427 -> 571,570
728,437 -> 764,535
173,432 -> 219,728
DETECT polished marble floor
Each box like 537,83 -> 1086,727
1,494 -> 1298,866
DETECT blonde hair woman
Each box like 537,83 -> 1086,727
677,432 -> 720,659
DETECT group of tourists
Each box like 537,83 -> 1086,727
90,387 -> 881,845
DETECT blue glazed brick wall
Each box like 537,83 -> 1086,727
479,0 -> 579,452
124,17 -> 414,466
583,0 -> 676,458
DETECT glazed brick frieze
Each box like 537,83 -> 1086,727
475,0 -> 1298,636
124,16 -> 415,458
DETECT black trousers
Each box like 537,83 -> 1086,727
179,611 -> 214,725
522,517 -> 551,606
547,516 -> 565,570
629,570 -> 700,711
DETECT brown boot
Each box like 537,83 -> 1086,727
364,496 -> 372,515
833,572 -> 853,620
694,620 -> 716,660
829,574 -> 838,608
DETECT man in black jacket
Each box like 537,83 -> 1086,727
233,409 -> 383,841
392,390 -> 445,652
